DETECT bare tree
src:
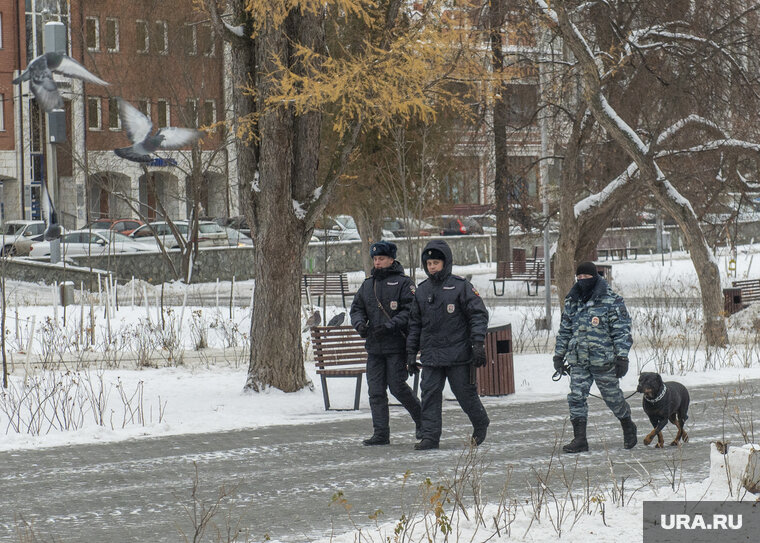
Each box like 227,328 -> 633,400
532,0 -> 760,346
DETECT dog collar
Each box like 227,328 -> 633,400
644,383 -> 667,403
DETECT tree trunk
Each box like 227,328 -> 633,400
490,0 -> 512,264
243,10 -> 325,392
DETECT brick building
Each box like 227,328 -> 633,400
0,0 -> 237,227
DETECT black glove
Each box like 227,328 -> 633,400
406,353 -> 420,376
614,355 -> 629,379
470,342 -> 486,367
553,354 -> 564,372
356,323 -> 369,338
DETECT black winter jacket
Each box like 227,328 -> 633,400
406,240 -> 489,366
349,260 -> 416,354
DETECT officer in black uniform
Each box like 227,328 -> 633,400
406,239 -> 490,450
350,240 -> 422,445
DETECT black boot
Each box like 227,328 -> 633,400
562,418 -> 589,453
620,417 -> 637,449
414,438 -> 439,450
472,420 -> 489,446
363,434 -> 390,446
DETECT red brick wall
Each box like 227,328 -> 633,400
0,0 -> 22,151
70,0 -> 225,152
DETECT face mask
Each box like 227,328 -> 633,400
577,276 -> 597,299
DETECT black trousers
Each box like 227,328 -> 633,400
367,352 -> 422,437
420,364 -> 489,442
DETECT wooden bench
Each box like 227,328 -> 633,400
490,259 -> 546,296
597,236 -> 638,260
310,326 -> 419,410
724,278 -> 760,315
301,273 -> 356,308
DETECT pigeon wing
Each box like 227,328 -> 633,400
114,146 -> 155,163
118,98 -> 153,144
53,56 -> 110,86
156,127 -> 204,150
12,54 -> 44,84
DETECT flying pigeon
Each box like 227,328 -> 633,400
327,312 -> 345,327
302,309 -> 321,332
12,52 -> 109,112
113,98 -> 203,163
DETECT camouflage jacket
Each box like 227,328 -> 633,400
554,277 -> 632,367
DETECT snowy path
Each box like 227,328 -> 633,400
0,378 -> 754,542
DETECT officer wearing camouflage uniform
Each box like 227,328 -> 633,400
350,240 -> 422,446
406,240 -> 490,450
553,261 -> 637,453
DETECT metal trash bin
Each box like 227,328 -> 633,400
477,323 -> 515,396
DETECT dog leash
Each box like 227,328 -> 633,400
552,365 -> 639,400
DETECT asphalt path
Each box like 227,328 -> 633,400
1,378 -> 755,542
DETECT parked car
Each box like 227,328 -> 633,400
30,230 -> 152,258
1,220 -> 47,255
425,215 -> 484,236
85,218 -> 145,236
130,221 -> 229,248
382,217 -> 435,237
333,215 -> 396,240
313,216 -> 360,241
222,226 -> 254,247
213,216 -> 251,237
468,214 -> 496,235
12,227 -> 69,256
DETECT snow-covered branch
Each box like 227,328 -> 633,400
574,161 -> 639,219
656,115 -> 725,145
657,139 -> 760,157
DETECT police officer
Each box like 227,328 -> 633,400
350,240 -> 422,445
406,240 -> 490,450
554,261 -> 637,453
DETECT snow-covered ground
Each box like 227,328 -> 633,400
2,245 -> 760,540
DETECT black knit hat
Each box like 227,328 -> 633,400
423,248 -> 446,262
370,240 -> 397,259
575,261 -> 598,276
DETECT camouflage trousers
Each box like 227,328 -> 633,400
567,362 -> 631,420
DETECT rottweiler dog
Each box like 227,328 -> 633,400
637,372 -> 690,448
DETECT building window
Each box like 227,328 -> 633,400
85,17 -> 100,51
155,21 -> 168,55
157,99 -> 169,128
108,98 -> 120,130
184,23 -> 197,56
25,1 -> 70,63
199,24 -> 215,57
105,18 -> 119,52
0,94 -> 5,131
185,99 -> 198,127
138,99 -> 150,118
202,100 -> 216,127
136,20 -> 149,53
87,97 -> 102,130
0,13 -> 4,49
505,84 -> 538,127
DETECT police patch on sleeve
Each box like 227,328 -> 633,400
410,285 -> 416,294
472,286 -> 480,297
